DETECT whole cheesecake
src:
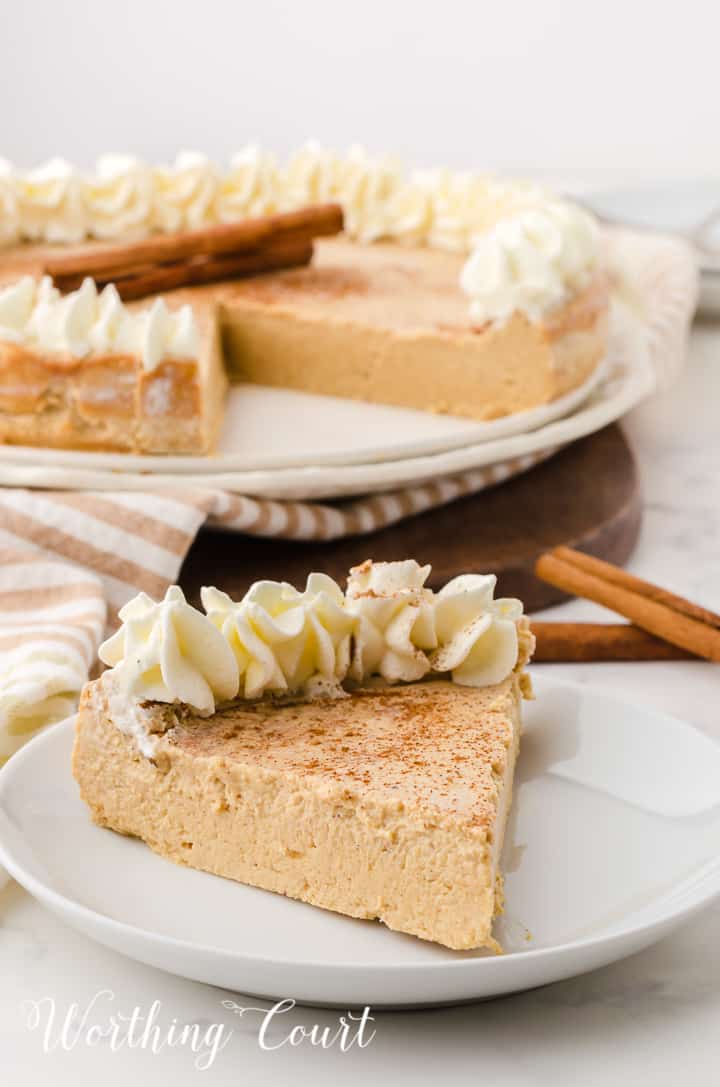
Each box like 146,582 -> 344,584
0,147 -> 609,452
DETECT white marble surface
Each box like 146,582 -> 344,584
2,324 -> 719,1085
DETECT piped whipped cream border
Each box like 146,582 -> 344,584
0,146 -> 601,325
97,560 -> 535,756
0,275 -> 198,369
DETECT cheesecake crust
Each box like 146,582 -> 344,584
73,676 -> 524,950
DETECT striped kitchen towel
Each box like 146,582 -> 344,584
0,458 -> 552,618
0,549 -> 105,763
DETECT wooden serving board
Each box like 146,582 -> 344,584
180,423 -> 641,613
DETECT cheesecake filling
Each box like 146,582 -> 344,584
97,559 -> 535,757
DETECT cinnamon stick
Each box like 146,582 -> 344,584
535,547 -> 720,662
550,546 -> 720,631
44,203 -> 344,281
55,236 -> 314,301
532,622 -> 696,662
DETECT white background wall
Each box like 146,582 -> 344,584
3,0 -> 718,179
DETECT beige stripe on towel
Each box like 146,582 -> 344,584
0,549 -> 105,762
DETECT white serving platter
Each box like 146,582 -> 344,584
0,329 -> 653,500
0,361 -> 606,477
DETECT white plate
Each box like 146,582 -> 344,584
585,179 -> 720,236
1,675 -> 718,1008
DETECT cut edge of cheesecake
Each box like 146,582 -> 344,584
72,671 -> 529,952
0,301 -> 226,454
206,238 -> 610,421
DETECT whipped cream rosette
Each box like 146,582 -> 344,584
331,146 -> 403,244
282,143 -> 402,242
135,295 -> 199,370
152,151 -> 220,233
430,574 -> 524,687
83,154 -> 154,239
385,177 -> 435,246
282,141 -> 340,209
345,560 -> 437,683
17,157 -> 87,244
419,169 -> 518,251
423,169 -> 498,253
217,146 -> 280,222
0,275 -> 36,342
98,586 -> 239,714
460,199 -> 599,325
202,574 -> 354,700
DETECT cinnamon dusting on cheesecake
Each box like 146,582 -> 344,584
125,678 -> 521,832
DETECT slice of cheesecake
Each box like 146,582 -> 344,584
73,672 -> 523,951
0,276 -> 225,454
